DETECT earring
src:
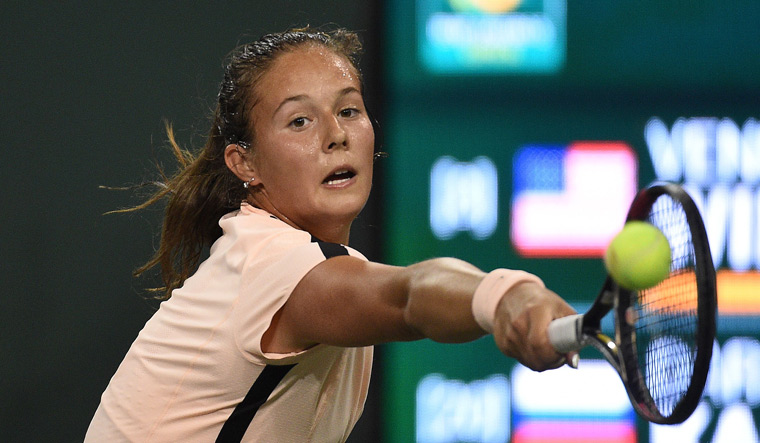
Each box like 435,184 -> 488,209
243,177 -> 255,189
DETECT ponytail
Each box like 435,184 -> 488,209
118,120 -> 242,298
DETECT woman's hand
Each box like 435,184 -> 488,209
491,281 -> 577,371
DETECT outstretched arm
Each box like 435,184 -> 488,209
261,255 -> 576,371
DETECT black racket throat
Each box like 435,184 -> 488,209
582,277 -> 617,327
577,278 -> 623,373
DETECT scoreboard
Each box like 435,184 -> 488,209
380,1 -> 760,442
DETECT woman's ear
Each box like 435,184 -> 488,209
224,144 -> 256,184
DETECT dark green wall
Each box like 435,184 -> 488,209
0,2 -> 383,441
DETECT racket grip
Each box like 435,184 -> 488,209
548,314 -> 584,353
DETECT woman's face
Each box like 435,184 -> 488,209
246,45 -> 375,242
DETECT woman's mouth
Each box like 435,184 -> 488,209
323,169 -> 356,186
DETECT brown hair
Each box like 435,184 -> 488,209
127,27 -> 364,299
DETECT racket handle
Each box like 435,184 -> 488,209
548,314 -> 584,353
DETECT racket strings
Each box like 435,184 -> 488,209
631,195 -> 701,417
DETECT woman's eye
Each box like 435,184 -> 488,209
340,108 -> 359,118
290,117 -> 308,128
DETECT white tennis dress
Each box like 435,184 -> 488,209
86,204 -> 373,442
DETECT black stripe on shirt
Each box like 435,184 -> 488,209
216,364 -> 296,442
311,236 -> 349,258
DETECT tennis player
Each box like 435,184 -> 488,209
85,27 -> 576,442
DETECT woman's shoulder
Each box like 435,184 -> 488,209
222,204 -> 307,238
217,204 -> 312,254
217,203 -> 365,264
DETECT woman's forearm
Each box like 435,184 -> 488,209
402,257 -> 487,343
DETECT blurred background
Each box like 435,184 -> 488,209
3,1 -> 759,442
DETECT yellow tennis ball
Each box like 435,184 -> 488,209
604,221 -> 672,290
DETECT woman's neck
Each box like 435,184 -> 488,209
244,196 -> 352,245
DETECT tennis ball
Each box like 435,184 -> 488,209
604,221 -> 672,290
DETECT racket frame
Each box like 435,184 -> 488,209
547,183 -> 717,425
615,183 -> 717,424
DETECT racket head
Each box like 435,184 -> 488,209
614,183 -> 717,424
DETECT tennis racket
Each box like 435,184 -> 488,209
547,182 -> 717,424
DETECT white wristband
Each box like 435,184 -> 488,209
471,269 -> 545,333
